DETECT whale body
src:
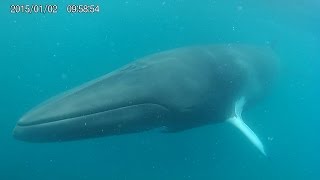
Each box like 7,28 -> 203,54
13,44 -> 278,155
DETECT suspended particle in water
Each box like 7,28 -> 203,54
237,5 -> 243,11
268,137 -> 274,141
61,73 -> 68,80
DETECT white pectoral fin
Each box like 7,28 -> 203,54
227,96 -> 267,156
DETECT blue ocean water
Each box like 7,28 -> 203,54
1,0 -> 319,179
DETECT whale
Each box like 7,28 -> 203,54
13,44 -> 278,156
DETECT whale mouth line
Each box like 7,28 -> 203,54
18,103 -> 168,127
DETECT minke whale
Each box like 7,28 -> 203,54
13,44 -> 278,156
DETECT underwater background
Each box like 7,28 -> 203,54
0,0 -> 319,179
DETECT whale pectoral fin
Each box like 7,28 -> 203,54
227,96 -> 267,156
